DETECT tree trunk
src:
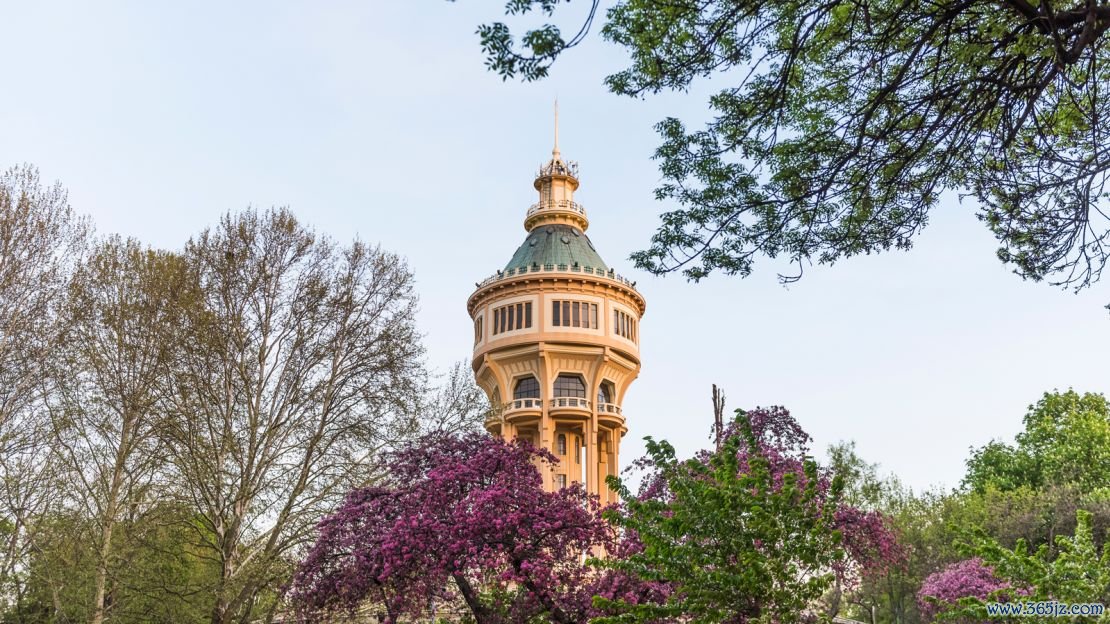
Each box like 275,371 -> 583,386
452,573 -> 495,623
89,520 -> 115,624
90,419 -> 131,624
712,384 -> 726,451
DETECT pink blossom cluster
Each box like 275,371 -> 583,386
738,408 -> 905,577
832,507 -> 906,578
289,432 -> 615,623
690,408 -> 905,578
917,558 -> 1021,620
291,409 -> 907,622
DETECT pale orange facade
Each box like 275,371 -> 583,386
467,121 -> 645,502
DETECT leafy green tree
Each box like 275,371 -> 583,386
826,443 -> 926,624
9,506 -> 221,624
952,486 -> 1110,554
165,208 -> 425,624
828,441 -> 900,512
0,165 -> 87,613
929,510 -> 1110,622
460,0 -> 1110,293
964,390 -> 1110,494
51,237 -> 194,624
593,409 -> 853,623
824,442 -> 984,624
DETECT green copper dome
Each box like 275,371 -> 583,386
504,224 -> 608,272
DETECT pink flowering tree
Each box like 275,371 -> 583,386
709,408 -> 904,579
917,558 -> 1018,622
920,510 -> 1109,622
288,432 -> 614,623
592,407 -> 904,623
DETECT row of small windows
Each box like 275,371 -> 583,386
552,300 -> 598,329
614,309 -> 637,342
512,375 -> 614,403
493,302 -> 533,335
479,302 -> 637,340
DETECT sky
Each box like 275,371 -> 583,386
2,1 -> 1108,493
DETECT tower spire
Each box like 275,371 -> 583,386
553,98 -> 560,158
528,104 -> 586,231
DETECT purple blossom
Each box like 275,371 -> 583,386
917,558 -> 1022,621
289,432 -> 614,623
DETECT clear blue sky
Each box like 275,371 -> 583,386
3,1 -> 1107,492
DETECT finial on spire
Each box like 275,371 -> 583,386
553,98 -> 560,158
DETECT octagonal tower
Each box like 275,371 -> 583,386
467,110 -> 645,501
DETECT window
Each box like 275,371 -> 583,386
597,382 -> 612,405
556,474 -> 567,489
554,374 -> 585,398
474,316 -> 483,344
551,300 -> 598,329
557,434 -> 567,455
492,302 -> 532,335
575,443 -> 580,464
514,376 -> 540,399
614,309 -> 637,341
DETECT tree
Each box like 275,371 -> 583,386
916,558 -> 1021,623
826,441 -> 932,623
924,511 -> 1110,621
827,441 -> 900,512
11,504 -> 220,624
49,238 -> 193,624
839,388 -> 1110,624
592,407 -> 902,623
164,208 -> 424,624
0,165 -> 88,615
461,0 -> 1110,293
415,361 -> 493,436
964,390 -> 1110,494
290,431 -> 613,624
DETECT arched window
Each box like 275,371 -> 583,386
514,376 -> 540,399
553,374 -> 585,398
557,434 -> 567,455
597,382 -> 613,405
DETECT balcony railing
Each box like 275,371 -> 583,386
527,199 -> 586,217
597,403 -> 622,415
536,160 -> 580,179
475,263 -> 638,292
504,398 -> 543,412
550,397 -> 591,410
